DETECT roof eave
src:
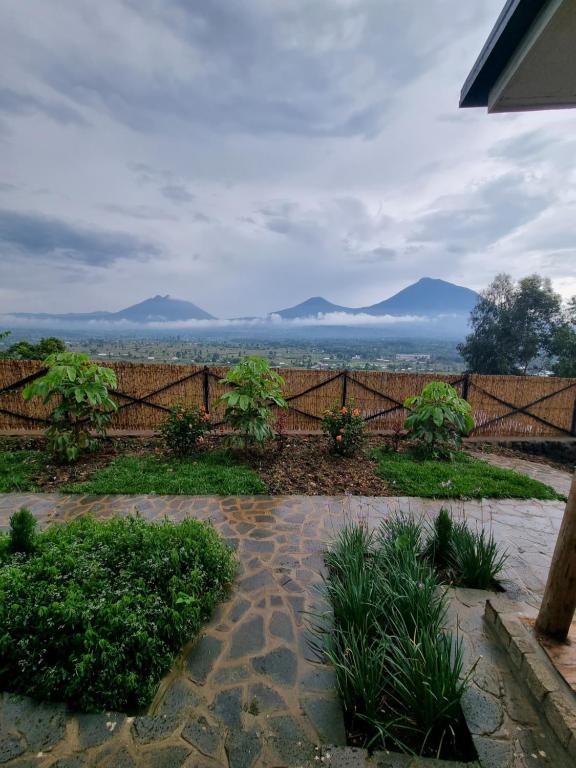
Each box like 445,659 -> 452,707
459,0 -> 549,108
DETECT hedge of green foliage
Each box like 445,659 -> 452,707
0,513 -> 235,712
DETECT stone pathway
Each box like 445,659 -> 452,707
468,451 -> 573,497
0,491 -> 571,766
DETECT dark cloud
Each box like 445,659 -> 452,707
160,184 -> 195,204
409,174 -> 551,250
14,0 -> 464,139
0,209 -> 160,266
0,87 -> 88,126
99,203 -> 178,221
358,246 -> 396,263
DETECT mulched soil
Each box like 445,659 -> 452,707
0,435 -> 392,495
244,435 -> 390,495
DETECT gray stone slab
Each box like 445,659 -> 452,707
186,635 -> 223,684
229,615 -> 265,658
182,715 -> 221,758
252,647 -> 297,686
212,687 -> 243,730
225,729 -> 262,768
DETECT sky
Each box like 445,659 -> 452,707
1,0 -> 576,319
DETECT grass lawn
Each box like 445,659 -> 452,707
0,451 -> 46,492
64,450 -> 267,495
372,449 -> 564,500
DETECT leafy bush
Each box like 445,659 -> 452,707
159,404 -> 212,456
9,508 -> 37,555
318,515 -> 473,758
218,356 -> 287,448
0,513 -> 235,712
321,402 -> 365,456
22,352 -> 117,463
404,381 -> 474,459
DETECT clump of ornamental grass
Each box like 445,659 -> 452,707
423,509 -> 508,589
449,521 -> 508,590
316,513 -> 473,759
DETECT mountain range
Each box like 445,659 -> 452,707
4,278 -> 479,328
273,278 -> 478,318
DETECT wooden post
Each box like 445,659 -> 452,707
341,370 -> 348,408
535,471 -> 576,641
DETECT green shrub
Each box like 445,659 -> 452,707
9,508 -> 37,555
0,513 -> 235,712
449,522 -> 508,589
321,402 -> 365,456
159,404 -> 212,456
404,381 -> 474,459
218,356 -> 287,448
22,352 -> 117,463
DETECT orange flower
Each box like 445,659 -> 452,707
341,407 -> 348,415
352,408 -> 360,417
197,436 -> 205,444
336,434 -> 343,442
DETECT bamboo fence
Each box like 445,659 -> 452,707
0,359 -> 575,438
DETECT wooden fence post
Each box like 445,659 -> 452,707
535,471 -> 576,640
203,366 -> 210,412
341,370 -> 348,408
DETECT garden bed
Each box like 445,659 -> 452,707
0,436 -> 564,498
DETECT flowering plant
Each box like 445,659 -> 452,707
321,401 -> 365,456
159,404 -> 211,456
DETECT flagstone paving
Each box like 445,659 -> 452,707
0,490 -> 572,766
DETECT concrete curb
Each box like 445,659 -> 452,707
485,597 -> 576,761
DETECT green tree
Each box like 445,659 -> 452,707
218,356 -> 286,448
5,336 -> 66,360
22,352 -> 117,463
458,274 -> 562,374
549,298 -> 576,377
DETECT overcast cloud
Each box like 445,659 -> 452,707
1,0 -> 575,317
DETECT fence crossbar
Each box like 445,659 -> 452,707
470,380 -> 576,436
0,367 -> 47,397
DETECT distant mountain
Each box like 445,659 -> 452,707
361,278 -> 479,316
271,279 -> 479,319
11,295 -> 214,323
112,295 -> 214,322
272,296 -> 354,319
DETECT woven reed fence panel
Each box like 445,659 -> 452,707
468,374 -> 576,437
0,360 -> 575,437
